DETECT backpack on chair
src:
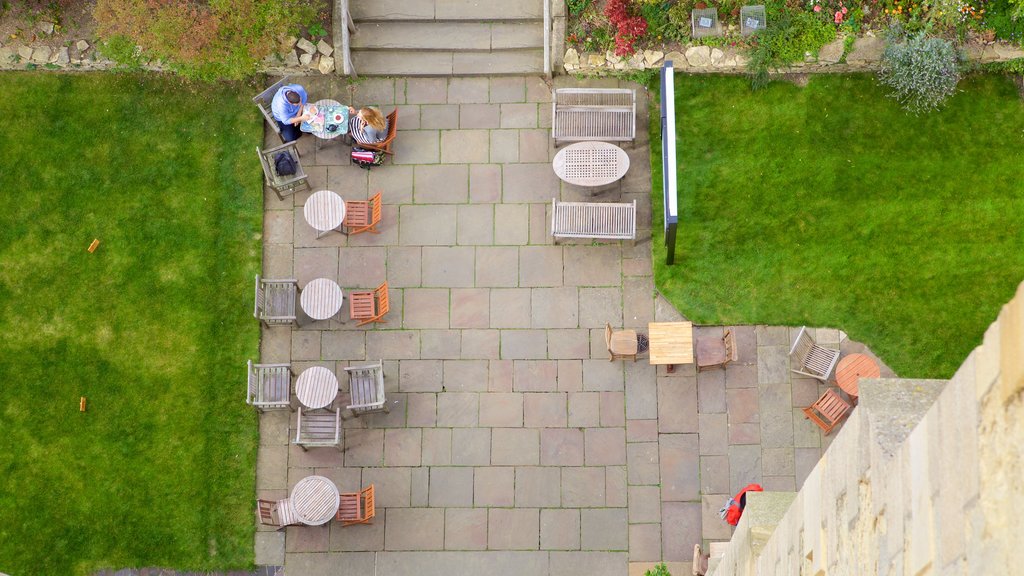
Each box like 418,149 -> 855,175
273,151 -> 296,176
351,147 -> 385,170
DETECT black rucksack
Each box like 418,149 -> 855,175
273,151 -> 296,176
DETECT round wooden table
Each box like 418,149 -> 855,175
300,278 -> 344,321
290,475 -> 340,526
295,366 -> 339,409
552,141 -> 630,187
304,190 -> 346,237
835,353 -> 880,398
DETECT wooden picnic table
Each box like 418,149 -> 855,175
290,475 -> 340,526
300,277 -> 344,321
648,322 -> 694,370
835,353 -> 880,399
295,366 -> 339,409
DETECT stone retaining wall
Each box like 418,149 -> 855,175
563,34 -> 1024,75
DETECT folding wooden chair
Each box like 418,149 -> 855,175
337,485 -> 375,525
349,282 -> 389,326
342,191 -> 382,235
802,388 -> 852,435
696,329 -> 738,372
605,323 -> 638,362
256,498 -> 299,529
356,109 -> 398,156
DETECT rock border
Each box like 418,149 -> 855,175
563,35 -> 1024,75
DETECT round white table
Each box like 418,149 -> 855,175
295,366 -> 339,409
290,475 -> 340,526
304,190 -> 347,238
553,141 -> 630,187
300,277 -> 344,321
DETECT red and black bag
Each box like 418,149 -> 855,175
719,483 -> 763,526
351,147 -> 384,169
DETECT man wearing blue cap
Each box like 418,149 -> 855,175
271,84 -> 312,142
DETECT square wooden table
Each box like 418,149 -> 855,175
648,322 -> 694,369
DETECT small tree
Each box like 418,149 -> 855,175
644,563 -> 672,576
878,29 -> 961,113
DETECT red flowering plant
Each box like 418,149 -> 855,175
604,0 -> 648,55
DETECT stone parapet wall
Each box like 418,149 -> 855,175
563,35 -> 1024,75
708,280 -> 1024,575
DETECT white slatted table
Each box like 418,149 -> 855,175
304,190 -> 347,238
290,475 -> 340,526
300,278 -> 344,321
295,366 -> 339,409
552,141 -> 630,187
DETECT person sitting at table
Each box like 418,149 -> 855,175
347,106 -> 388,146
271,84 -> 313,143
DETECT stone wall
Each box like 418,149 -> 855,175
563,34 -> 1024,75
708,279 -> 1024,575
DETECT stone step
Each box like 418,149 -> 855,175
352,21 -> 543,50
350,48 -> 545,76
351,0 -> 544,21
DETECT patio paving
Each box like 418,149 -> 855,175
254,75 -> 895,575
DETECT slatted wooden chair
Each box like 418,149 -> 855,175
337,484 -> 375,525
789,326 -> 840,383
605,323 -> 639,362
802,388 -> 852,435
294,407 -> 342,450
256,497 -> 299,529
342,191 -> 383,235
254,275 -> 299,327
349,282 -> 389,326
257,142 -> 311,201
246,360 -> 293,411
354,108 -> 398,156
696,329 -> 738,372
344,361 -> 388,417
253,75 -> 290,142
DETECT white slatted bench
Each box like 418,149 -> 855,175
551,199 -> 637,243
552,88 -> 636,144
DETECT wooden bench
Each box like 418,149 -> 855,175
551,198 -> 636,242
551,88 -> 636,144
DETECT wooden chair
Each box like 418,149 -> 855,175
254,275 -> 299,327
349,282 -> 389,326
802,388 -> 852,435
355,108 -> 398,156
253,75 -> 290,142
256,497 -> 299,529
337,485 -> 375,525
695,329 -> 738,372
294,407 -> 342,450
246,360 -> 293,411
605,323 -> 639,362
345,361 -> 388,417
789,326 -> 840,383
257,142 -> 311,201
342,191 -> 383,235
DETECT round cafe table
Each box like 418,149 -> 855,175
835,353 -> 880,399
304,190 -> 346,238
295,366 -> 339,409
300,277 -> 344,321
290,475 -> 340,526
300,99 -> 349,149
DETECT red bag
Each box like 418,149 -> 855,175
720,483 -> 763,526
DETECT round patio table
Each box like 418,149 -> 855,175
835,353 -> 880,399
300,277 -> 344,321
290,475 -> 340,526
300,99 -> 349,148
295,366 -> 339,409
552,141 -> 630,187
304,190 -> 346,238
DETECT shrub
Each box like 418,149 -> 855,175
605,0 -> 648,55
567,0 -> 592,16
644,563 -> 672,576
666,0 -> 695,41
878,29 -> 961,112
94,0 -> 321,81
746,11 -> 837,87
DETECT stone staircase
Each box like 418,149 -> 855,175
346,0 -> 553,76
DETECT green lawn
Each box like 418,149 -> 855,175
0,74 -> 262,574
650,73 -> 1024,378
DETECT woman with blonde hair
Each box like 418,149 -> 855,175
348,106 -> 388,145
